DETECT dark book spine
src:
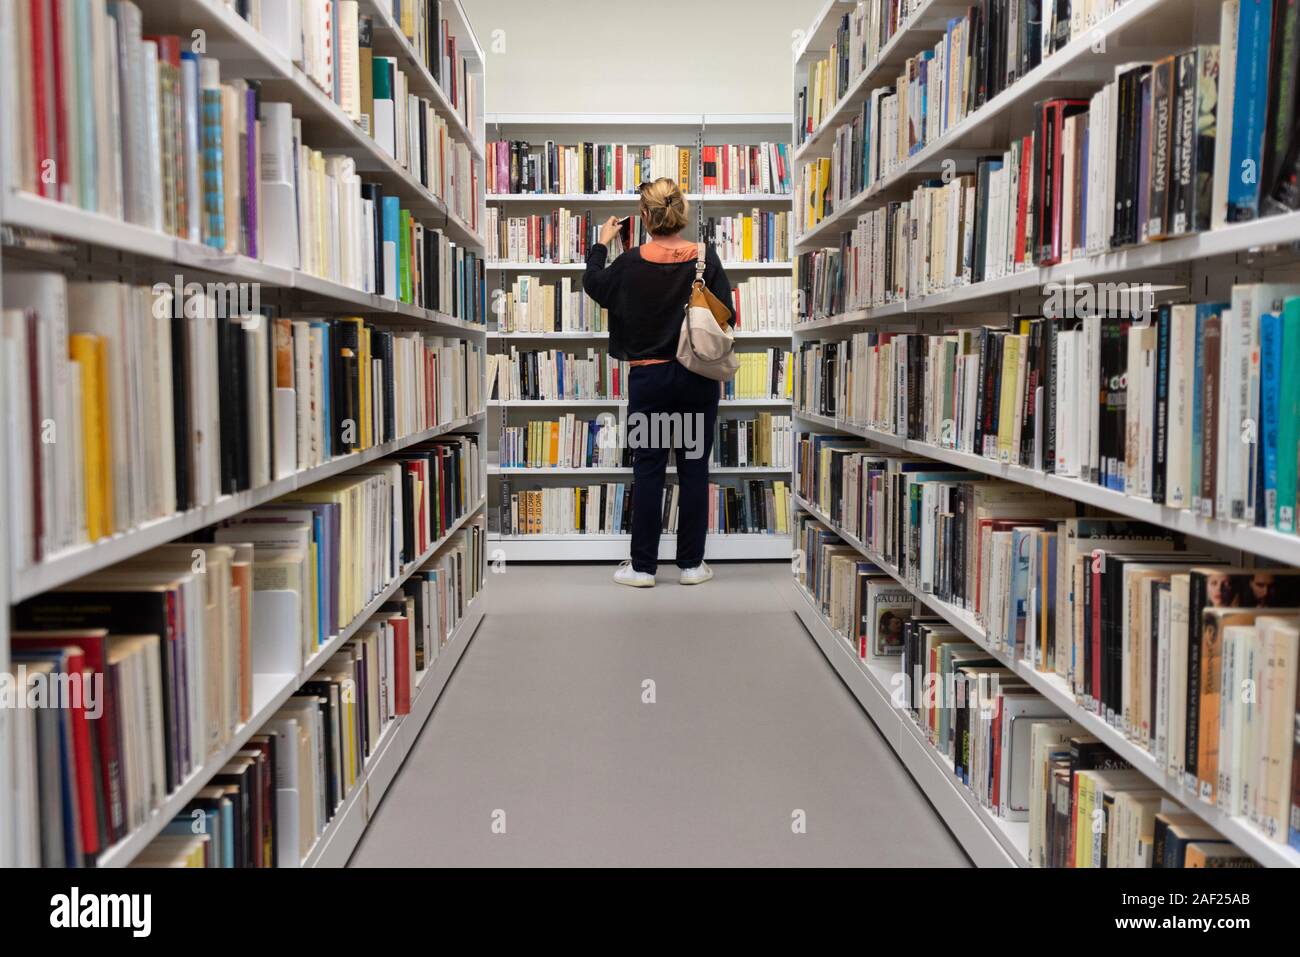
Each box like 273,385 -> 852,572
1045,319 -> 1059,473
1185,573 -> 1208,779
1189,46 -> 1220,232
170,313 -> 191,511
1153,305 -> 1171,503
1199,315 -> 1221,516
1169,51 -> 1197,235
973,329 -> 990,454
1148,57 -> 1176,239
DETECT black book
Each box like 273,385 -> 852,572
210,764 -> 255,868
1021,0 -> 1043,78
972,327 -> 990,453
170,312 -> 192,511
1264,0 -> 1300,202
1168,50 -> 1197,235
1152,306 -> 1171,502
362,183 -> 384,295
971,157 -> 1001,284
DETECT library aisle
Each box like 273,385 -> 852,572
351,563 -> 968,867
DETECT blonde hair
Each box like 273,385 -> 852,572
639,177 -> 690,236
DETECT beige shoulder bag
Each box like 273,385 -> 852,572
676,242 -> 739,381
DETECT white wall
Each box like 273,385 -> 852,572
462,0 -> 826,115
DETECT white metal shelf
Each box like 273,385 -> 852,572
488,533 -> 792,562
488,329 -> 791,340
11,413 -> 486,602
302,595 -> 485,867
95,499 -> 485,867
488,465 -> 790,476
487,193 -> 792,203
490,398 -> 790,408
792,0 -> 858,66
486,260 -> 793,271
2,193 -> 489,335
790,492 -> 1300,867
790,407 -> 1300,567
790,581 -> 1023,866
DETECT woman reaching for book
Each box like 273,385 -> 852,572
583,177 -> 733,587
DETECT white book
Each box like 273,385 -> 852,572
1216,308 -> 1237,520
259,101 -> 300,269
141,39 -> 164,233
1212,0 -> 1240,231
1082,315 -> 1101,485
338,0 -> 360,122
1056,329 -> 1079,476
1166,304 -> 1196,508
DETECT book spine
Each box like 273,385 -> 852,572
1226,1 -> 1273,221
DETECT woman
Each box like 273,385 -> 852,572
583,177 -> 733,587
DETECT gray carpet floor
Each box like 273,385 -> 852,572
348,562 -> 970,867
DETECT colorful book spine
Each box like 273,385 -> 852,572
1260,309 -> 1282,528
200,58 -> 226,250
1226,0 -> 1274,221
1277,296 -> 1300,532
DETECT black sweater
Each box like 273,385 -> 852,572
582,243 -> 733,361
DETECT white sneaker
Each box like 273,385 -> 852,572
678,563 -> 713,585
614,560 -> 655,588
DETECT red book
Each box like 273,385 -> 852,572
991,693 -> 1003,808
390,615 -> 411,714
11,634 -> 119,842
1014,134 -> 1033,267
48,0 -> 70,203
29,0 -> 52,199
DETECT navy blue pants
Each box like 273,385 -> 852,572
627,361 -> 719,574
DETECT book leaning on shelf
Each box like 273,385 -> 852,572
120,518 -> 485,867
792,292 -> 1300,533
794,0 -> 1300,252
2,443 -> 482,867
0,271 -> 485,570
794,435 -> 1300,851
497,479 -> 790,537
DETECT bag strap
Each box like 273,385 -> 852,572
694,242 -> 706,286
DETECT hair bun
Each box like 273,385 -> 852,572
639,177 -> 689,236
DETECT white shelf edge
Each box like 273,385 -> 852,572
489,399 -> 790,407
487,465 -> 791,475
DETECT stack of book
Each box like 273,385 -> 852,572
794,290 -> 1300,533
698,144 -> 794,193
0,272 -> 485,571
702,210 -> 790,263
495,276 -> 608,333
499,479 -> 790,537
120,518 -> 484,867
795,0 -> 1300,286
487,347 -> 629,401
487,141 -> 693,194
724,350 -> 793,401
731,275 -> 794,333
794,433 -> 1300,854
8,2 -> 483,286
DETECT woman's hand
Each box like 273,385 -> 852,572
598,215 -> 620,246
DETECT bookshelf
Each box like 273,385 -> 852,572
791,0 -> 1300,868
0,0 -> 489,868
484,113 -> 797,561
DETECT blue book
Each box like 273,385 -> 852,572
1226,0 -> 1275,221
1009,527 -> 1037,653
1259,310 -> 1282,527
381,196 -> 401,297
312,321 -> 333,459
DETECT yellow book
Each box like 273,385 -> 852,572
549,421 -> 559,466
678,147 -> 691,192
69,334 -> 111,540
306,540 -> 320,651
742,215 -> 753,262
996,333 -> 1021,463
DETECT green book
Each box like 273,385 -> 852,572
399,209 -> 411,303
1277,297 -> 1300,532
